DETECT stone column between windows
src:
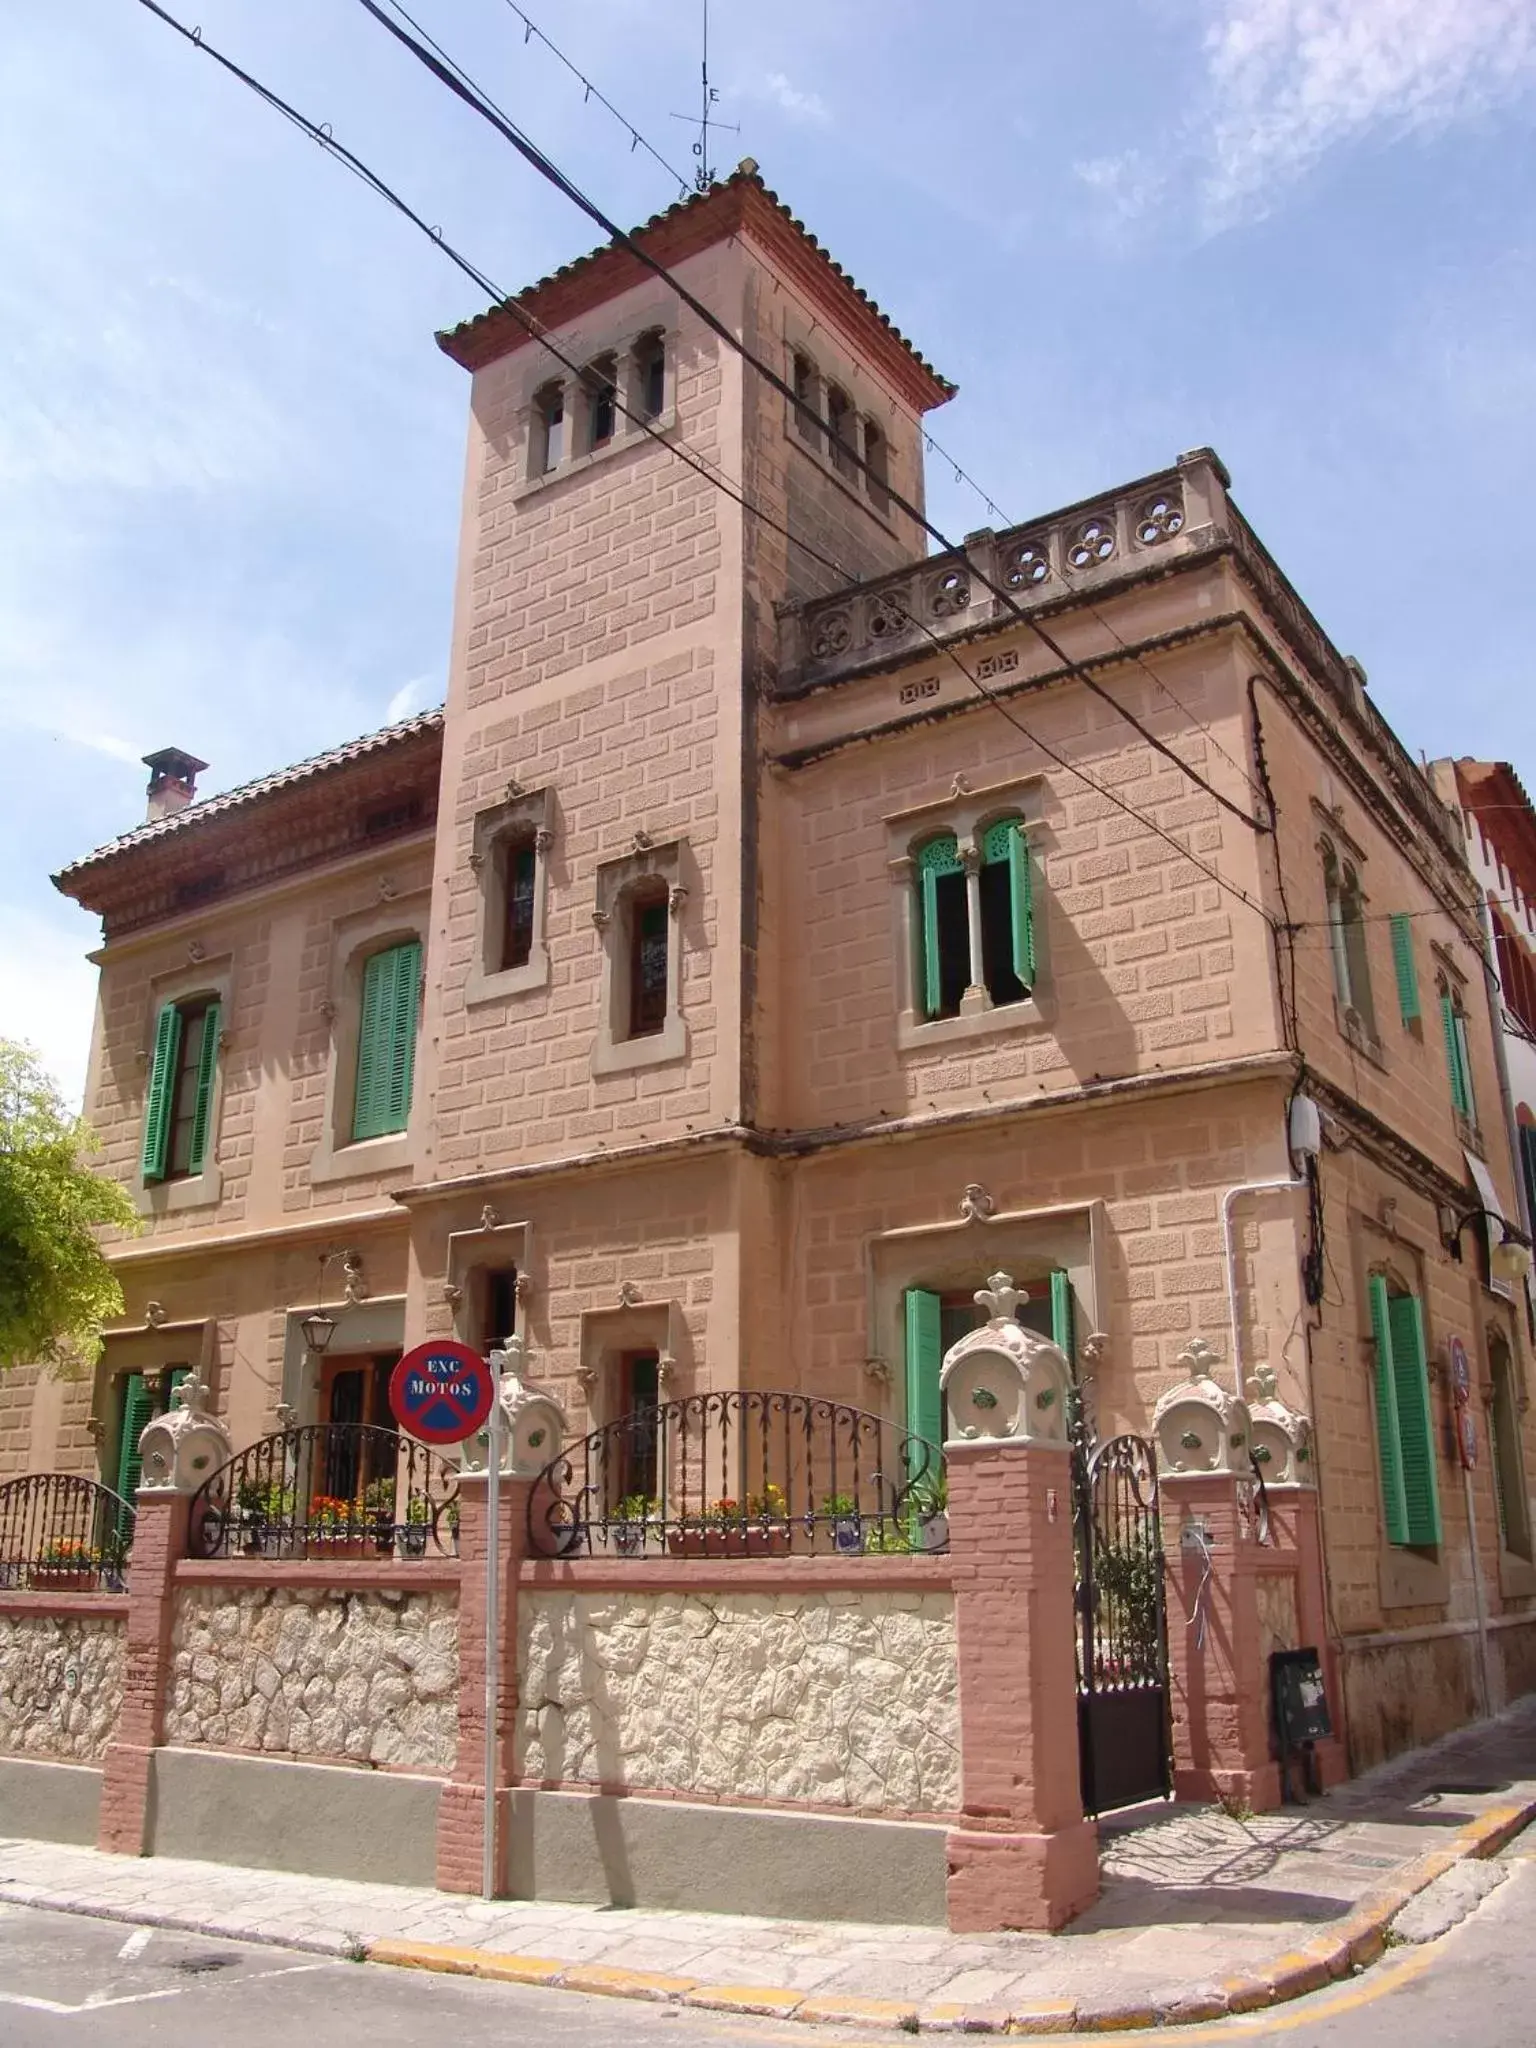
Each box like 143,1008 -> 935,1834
959,845 -> 989,1014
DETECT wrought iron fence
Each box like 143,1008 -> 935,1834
187,1424 -> 460,1562
1074,1434 -> 1166,1692
0,1474 -> 136,1592
529,1391 -> 946,1559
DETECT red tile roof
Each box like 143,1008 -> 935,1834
436,162 -> 955,414
53,709 -> 443,887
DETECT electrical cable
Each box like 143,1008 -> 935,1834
129,0 -> 1284,934
495,0 -> 693,195
353,0 -> 1269,836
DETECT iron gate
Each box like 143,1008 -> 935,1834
1073,1432 -> 1171,1815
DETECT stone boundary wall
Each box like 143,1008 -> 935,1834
516,1586 -> 961,1814
161,1584 -> 459,1772
0,1601 -> 126,1762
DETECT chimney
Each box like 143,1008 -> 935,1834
142,748 -> 208,824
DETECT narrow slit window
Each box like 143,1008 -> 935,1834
792,351 -> 820,446
533,380 -> 565,473
633,331 -> 666,420
628,886 -> 670,1039
585,355 -> 617,450
501,840 -> 537,972
825,384 -> 857,480
863,419 -> 890,514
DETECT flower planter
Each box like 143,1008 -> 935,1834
667,1529 -> 709,1558
612,1523 -> 649,1557
697,1526 -> 792,1558
257,1526 -> 298,1561
398,1524 -> 429,1559
27,1566 -> 100,1593
306,1533 -> 371,1562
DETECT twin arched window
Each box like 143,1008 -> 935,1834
914,819 -> 1034,1021
1323,844 -> 1376,1038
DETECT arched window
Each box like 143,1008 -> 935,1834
1323,844 -> 1376,1038
583,353 -> 617,450
863,419 -> 890,515
531,379 -> 565,474
914,819 -> 1034,1021
632,330 -> 666,421
792,351 -> 819,446
825,383 -> 857,481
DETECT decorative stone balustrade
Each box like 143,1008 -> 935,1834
779,457 -> 1219,696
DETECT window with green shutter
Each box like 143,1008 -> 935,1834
915,835 -> 966,1020
1050,1268 -> 1075,1361
142,997 -> 221,1182
1439,987 -> 1475,1125
1369,1275 -> 1442,1549
904,1287 -> 944,1458
914,819 -> 1036,1021
1389,914 -> 1420,1025
979,818 -> 1034,1005
352,940 -> 422,1141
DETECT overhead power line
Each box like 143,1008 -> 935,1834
495,1 -> 693,196
129,0 -> 1280,935
352,0 -> 1268,838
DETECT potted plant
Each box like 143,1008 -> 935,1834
612,1494 -> 658,1557
398,1496 -> 430,1559
29,1538 -> 100,1593
909,1472 -> 949,1552
743,1483 -> 791,1556
363,1476 -> 396,1555
822,1492 -> 863,1554
308,1494 -> 368,1561
250,1481 -> 297,1558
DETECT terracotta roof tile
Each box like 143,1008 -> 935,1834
53,709 -> 444,885
436,163 -> 955,406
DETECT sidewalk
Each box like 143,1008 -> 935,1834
4,1696 -> 1535,2034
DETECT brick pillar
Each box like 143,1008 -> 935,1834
98,1490 -> 188,1855
436,1472 -> 532,1895
945,1438 -> 1099,1932
1266,1483 -> 1348,1789
1160,1472 -> 1281,1809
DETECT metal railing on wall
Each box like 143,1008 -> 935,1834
186,1423 -> 460,1562
0,1474 -> 136,1592
528,1391 -> 947,1560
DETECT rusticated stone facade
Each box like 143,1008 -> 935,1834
162,1587 -> 458,1772
517,1588 -> 960,1814
0,1612 -> 125,1761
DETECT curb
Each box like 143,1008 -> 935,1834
3,1795 -> 1531,2037
358,1796 -> 1536,2035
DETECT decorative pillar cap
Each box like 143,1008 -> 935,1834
938,1272 -> 1070,1447
462,1333 -> 567,1477
1152,1357 -> 1252,1476
137,1378 -> 232,1495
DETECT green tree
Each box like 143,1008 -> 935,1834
0,1040 -> 138,1373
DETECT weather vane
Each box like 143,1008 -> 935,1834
671,0 -> 739,191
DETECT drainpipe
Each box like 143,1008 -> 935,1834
1223,1176 -> 1308,1398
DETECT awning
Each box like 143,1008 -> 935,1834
1464,1149 -> 1511,1298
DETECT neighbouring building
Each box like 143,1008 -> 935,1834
8,164 -> 1536,1792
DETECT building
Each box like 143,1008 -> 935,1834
10,164 -> 1535,1776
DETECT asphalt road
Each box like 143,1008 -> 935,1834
6,1847 -> 1536,2048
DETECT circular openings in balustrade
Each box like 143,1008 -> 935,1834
1066,516 -> 1117,572
1135,493 -> 1184,546
928,568 -> 970,617
1002,538 -> 1051,589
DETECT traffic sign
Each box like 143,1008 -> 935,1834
1449,1335 -> 1472,1405
389,1340 -> 495,1445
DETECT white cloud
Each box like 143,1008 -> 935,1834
752,71 -> 830,126
385,674 -> 436,724
1074,0 -> 1536,234
1203,0 -> 1536,223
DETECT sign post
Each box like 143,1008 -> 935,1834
388,1340 -> 501,1895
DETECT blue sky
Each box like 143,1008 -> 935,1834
4,0 -> 1535,1104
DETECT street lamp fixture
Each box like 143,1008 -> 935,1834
1442,1205 -> 1535,1285
300,1308 -> 339,1355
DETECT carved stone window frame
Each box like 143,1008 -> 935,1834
310,893 -> 429,1187
590,839 -> 690,1077
466,787 -> 554,1005
862,1197 -> 1108,1426
443,1216 -> 532,1350
133,955 -> 234,1218
885,773 -> 1053,1052
1319,833 -> 1382,1058
575,1297 -> 686,1432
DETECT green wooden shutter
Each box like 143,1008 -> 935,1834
385,938 -> 421,1130
1369,1275 -> 1410,1545
1388,1293 -> 1443,1546
1454,1009 -> 1475,1124
1441,993 -> 1471,1119
1390,914 -> 1420,1024
916,836 -> 960,1019
186,1001 -> 221,1174
1008,825 -> 1036,989
904,1288 -> 944,1454
141,1004 -> 182,1181
1050,1269 -> 1075,1361
114,1372 -> 156,1504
